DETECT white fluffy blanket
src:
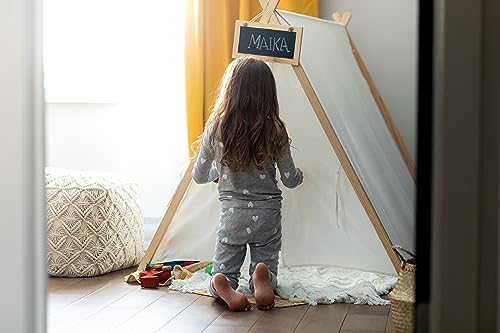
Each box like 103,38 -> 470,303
170,265 -> 396,305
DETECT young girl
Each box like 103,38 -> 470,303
192,57 -> 303,311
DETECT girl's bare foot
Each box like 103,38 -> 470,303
212,273 -> 251,311
253,263 -> 275,311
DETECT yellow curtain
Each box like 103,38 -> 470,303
185,0 -> 318,155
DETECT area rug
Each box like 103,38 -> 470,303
170,265 -> 396,306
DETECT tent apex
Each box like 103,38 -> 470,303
332,11 -> 352,27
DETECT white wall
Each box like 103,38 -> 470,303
319,0 -> 418,161
0,0 -> 46,331
46,102 -> 188,218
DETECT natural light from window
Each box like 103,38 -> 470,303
43,0 -> 188,221
44,0 -> 186,104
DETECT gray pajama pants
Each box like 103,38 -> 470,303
208,202 -> 282,298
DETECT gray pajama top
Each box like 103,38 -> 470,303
192,133 -> 302,203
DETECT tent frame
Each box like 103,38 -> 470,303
139,1 -> 415,273
331,11 -> 416,178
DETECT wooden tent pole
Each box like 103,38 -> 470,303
348,34 -> 416,179
253,4 -> 401,271
332,12 -> 416,180
332,12 -> 342,23
292,64 -> 401,271
259,0 -> 280,24
137,160 -> 195,271
340,12 -> 352,26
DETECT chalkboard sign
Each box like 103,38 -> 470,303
232,20 -> 303,66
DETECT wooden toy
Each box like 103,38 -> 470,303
140,275 -> 159,288
139,264 -> 173,288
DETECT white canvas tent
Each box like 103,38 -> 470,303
139,10 -> 415,279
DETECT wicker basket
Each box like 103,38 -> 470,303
388,246 -> 416,333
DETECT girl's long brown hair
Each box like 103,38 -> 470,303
204,57 -> 289,172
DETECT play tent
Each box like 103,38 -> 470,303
139,10 -> 415,278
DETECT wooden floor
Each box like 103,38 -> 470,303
47,267 -> 397,333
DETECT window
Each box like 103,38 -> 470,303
44,0 -> 188,220
44,0 -> 185,104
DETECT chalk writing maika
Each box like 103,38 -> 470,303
248,34 -> 291,53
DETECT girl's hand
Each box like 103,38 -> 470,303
297,168 -> 304,184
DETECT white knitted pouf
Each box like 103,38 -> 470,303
46,168 -> 144,277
